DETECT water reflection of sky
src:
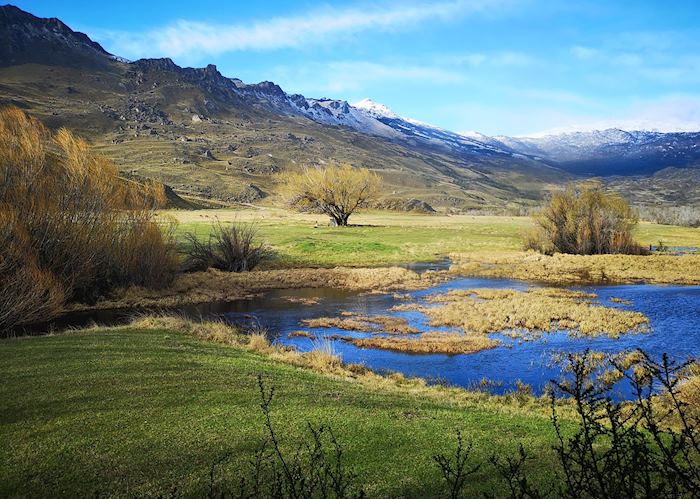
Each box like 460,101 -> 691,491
45,272 -> 700,399
208,277 -> 700,399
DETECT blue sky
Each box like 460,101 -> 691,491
17,0 -> 700,135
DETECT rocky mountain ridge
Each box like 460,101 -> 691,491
1,4 -> 699,208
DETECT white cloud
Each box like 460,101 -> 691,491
513,88 -> 594,105
95,0 -> 518,60
270,60 -> 464,94
443,51 -> 538,67
491,51 -> 538,67
568,30 -> 700,86
524,94 -> 700,136
447,93 -> 700,137
570,45 -> 597,60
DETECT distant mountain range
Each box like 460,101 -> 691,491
1,4 -> 699,208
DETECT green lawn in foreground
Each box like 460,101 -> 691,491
1,329 -> 558,497
167,208 -> 700,267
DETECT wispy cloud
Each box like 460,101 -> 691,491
512,88 -> 594,105
570,45 -> 597,60
568,30 -> 700,86
269,60 -> 465,94
450,93 -> 700,137
94,0 -> 519,61
445,51 -> 539,67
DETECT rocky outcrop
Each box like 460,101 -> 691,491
374,199 -> 436,213
230,184 -> 266,204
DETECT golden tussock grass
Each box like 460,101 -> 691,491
680,376 -> 700,409
610,297 -> 632,305
302,314 -> 421,335
130,315 -> 344,372
288,330 -> 317,339
77,266 -> 445,311
284,297 -> 321,305
124,315 -> 558,416
131,315 -> 244,345
363,315 -> 421,334
451,251 -> 700,285
421,287 -> 649,338
302,317 -> 377,332
337,332 -> 499,355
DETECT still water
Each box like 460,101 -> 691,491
40,268 -> 700,398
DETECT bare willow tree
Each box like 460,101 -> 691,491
283,164 -> 381,226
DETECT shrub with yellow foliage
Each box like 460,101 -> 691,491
0,106 -> 177,332
524,182 -> 643,255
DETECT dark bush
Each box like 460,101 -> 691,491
549,350 -> 700,498
524,182 -> 644,255
434,349 -> 700,498
0,212 -> 65,330
208,375 -> 365,498
182,220 -> 270,273
191,348 -> 700,498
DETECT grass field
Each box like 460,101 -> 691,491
166,208 -> 700,268
1,327 -> 561,498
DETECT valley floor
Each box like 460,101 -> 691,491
80,209 -> 700,311
167,208 -> 700,269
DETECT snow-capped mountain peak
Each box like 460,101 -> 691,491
353,98 -> 399,119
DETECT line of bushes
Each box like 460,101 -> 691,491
637,205 -> 700,228
0,107 -> 275,334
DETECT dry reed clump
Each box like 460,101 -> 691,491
337,332 -> 499,355
302,317 -> 378,332
130,315 -> 244,345
679,374 -> 700,409
610,297 -> 632,305
288,330 -> 317,339
422,287 -> 649,338
82,266 -> 445,311
451,251 -> 700,285
0,106 -> 177,332
284,297 -> 321,305
362,315 -> 421,334
390,303 -> 424,312
302,314 -> 421,335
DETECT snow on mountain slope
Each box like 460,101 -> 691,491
226,82 -> 520,158
353,98 -> 400,119
491,129 -> 700,175
168,67 -> 700,174
351,98 -> 519,157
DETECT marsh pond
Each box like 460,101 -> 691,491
45,259 -> 700,400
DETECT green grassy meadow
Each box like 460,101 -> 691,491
1,328 -> 559,497
168,208 -> 700,267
